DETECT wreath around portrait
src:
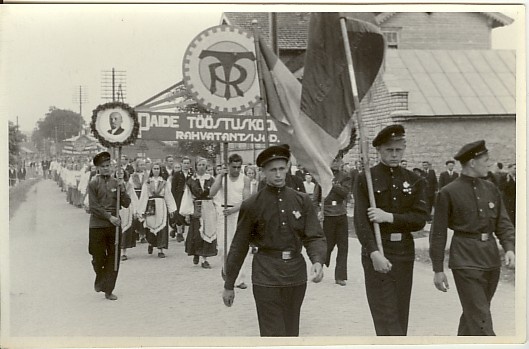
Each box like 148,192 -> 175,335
91,101 -> 139,148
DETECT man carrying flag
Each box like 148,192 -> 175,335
252,11 -> 398,335
354,125 -> 429,335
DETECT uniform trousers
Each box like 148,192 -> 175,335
89,227 -> 121,294
253,283 -> 307,337
323,214 -> 348,281
452,268 -> 500,336
362,255 -> 414,336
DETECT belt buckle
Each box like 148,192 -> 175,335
282,251 -> 292,260
390,233 -> 402,242
480,233 -> 489,242
331,201 -> 337,206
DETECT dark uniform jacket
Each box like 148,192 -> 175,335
430,175 -> 515,272
354,163 -> 429,261
439,170 -> 459,189
88,174 -> 131,228
313,170 -> 352,216
224,185 -> 326,290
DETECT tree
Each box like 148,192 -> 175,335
9,121 -> 23,165
31,106 -> 84,151
178,141 -> 220,160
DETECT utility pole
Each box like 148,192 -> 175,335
73,85 -> 88,133
101,68 -> 127,102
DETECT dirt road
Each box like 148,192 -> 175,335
7,179 -> 517,345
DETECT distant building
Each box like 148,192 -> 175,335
222,12 -> 516,171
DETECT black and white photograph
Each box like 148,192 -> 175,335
1,2 -> 526,349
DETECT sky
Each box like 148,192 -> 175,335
0,4 -> 525,133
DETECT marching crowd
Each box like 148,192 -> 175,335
8,158 -> 52,186
40,123 -> 516,337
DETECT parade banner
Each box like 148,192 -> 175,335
137,111 -> 280,144
91,101 -> 140,148
182,25 -> 260,114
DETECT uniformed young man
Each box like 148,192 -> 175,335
222,144 -> 326,337
354,124 -> 429,336
257,144 -> 306,193
87,151 -> 131,300
429,140 -> 515,336
313,157 -> 352,286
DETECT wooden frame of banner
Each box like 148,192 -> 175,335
339,17 -> 384,255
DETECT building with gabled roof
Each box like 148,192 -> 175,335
221,11 -> 516,169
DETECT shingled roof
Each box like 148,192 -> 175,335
221,12 -> 310,49
375,12 -> 514,29
384,49 -> 515,116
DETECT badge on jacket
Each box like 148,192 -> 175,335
402,181 -> 412,194
292,210 -> 301,219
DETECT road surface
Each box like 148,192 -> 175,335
7,179 -> 517,345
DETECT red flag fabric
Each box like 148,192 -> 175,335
257,12 -> 385,197
301,12 -> 385,139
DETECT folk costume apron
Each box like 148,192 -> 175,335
143,178 -> 168,234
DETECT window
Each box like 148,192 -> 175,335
382,30 -> 399,49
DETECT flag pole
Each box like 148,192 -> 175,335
252,19 -> 270,148
339,17 -> 384,255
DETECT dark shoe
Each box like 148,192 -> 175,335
105,293 -> 118,301
193,255 -> 199,265
236,282 -> 247,289
170,230 -> 176,238
335,279 -> 347,286
176,233 -> 184,243
201,261 -> 211,269
94,284 -> 103,293
148,245 -> 153,254
121,255 -> 128,261
158,252 -> 166,258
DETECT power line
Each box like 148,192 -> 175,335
101,68 -> 127,102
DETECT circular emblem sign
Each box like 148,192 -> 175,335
91,101 -> 139,148
183,25 -> 260,114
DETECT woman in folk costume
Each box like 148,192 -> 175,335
119,169 -> 138,261
138,162 -> 177,258
184,157 -> 218,269
129,158 -> 148,243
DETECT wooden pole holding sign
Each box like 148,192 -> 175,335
115,146 -> 122,271
223,142 -> 229,272
339,17 -> 384,255
91,100 -> 139,272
